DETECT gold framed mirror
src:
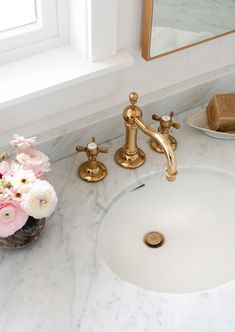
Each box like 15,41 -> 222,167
142,0 -> 235,61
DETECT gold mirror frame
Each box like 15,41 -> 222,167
142,0 -> 235,61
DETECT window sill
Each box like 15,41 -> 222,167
0,46 -> 134,110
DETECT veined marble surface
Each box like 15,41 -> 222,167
0,106 -> 235,332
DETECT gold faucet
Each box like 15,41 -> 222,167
114,92 -> 177,181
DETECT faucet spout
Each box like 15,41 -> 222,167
134,117 -> 177,181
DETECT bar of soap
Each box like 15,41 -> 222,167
206,94 -> 235,132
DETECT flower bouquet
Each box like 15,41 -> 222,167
0,135 -> 57,248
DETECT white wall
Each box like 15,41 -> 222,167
116,0 -> 235,93
2,0 -> 235,143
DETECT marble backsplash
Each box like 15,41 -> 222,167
2,66 -> 235,163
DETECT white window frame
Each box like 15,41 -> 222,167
69,0 -> 118,61
0,0 -> 69,64
0,0 -> 118,64
0,0 -> 134,138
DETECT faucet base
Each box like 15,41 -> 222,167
150,135 -> 177,153
78,161 -> 107,182
115,148 -> 145,169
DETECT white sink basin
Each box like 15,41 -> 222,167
98,167 -> 235,293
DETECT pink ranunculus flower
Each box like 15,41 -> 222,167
16,149 -> 50,178
0,199 -> 28,237
10,134 -> 37,153
15,153 -> 30,166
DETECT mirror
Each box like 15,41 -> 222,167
142,0 -> 235,60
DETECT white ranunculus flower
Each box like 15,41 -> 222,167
5,168 -> 36,193
21,180 -> 57,219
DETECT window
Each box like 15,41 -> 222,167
0,0 -> 37,33
0,0 -> 69,63
0,0 -> 134,137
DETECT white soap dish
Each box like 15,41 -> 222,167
187,108 -> 235,140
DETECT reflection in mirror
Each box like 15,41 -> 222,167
142,0 -> 235,60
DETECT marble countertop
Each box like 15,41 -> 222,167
1,107 -> 235,332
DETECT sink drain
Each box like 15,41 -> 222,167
144,232 -> 165,248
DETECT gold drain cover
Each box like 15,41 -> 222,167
144,232 -> 165,248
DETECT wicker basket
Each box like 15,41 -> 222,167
0,217 -> 46,249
